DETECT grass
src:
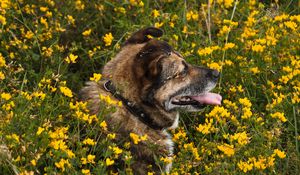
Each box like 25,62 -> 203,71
0,0 -> 299,174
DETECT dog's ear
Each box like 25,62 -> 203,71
124,27 -> 163,45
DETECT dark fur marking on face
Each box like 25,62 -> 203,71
137,40 -> 173,60
136,40 -> 175,106
124,27 -> 163,45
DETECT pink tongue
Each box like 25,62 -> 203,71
191,93 -> 222,105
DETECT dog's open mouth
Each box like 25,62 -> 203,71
171,92 -> 222,107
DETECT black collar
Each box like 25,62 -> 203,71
103,80 -> 163,130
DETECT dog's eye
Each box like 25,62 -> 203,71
179,61 -> 188,76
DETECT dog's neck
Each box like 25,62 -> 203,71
102,80 -> 178,130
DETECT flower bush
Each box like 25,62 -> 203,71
0,0 -> 299,174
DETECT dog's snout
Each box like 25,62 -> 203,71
206,69 -> 220,80
212,69 -> 220,78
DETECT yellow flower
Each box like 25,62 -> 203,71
67,15 -> 75,25
82,138 -> 96,146
87,154 -> 96,164
40,6 -> 48,12
75,0 -> 85,10
114,7 -> 126,14
2,101 -> 15,111
237,160 -> 253,173
217,0 -> 234,8
241,27 -> 257,38
100,120 -> 107,130
129,0 -> 144,7
6,134 -> 20,143
273,149 -> 286,159
90,73 -> 102,82
230,132 -> 249,145
60,86 -> 73,97
223,42 -> 236,50
109,146 -> 123,155
81,157 -> 88,165
112,146 -> 123,155
55,158 -> 70,172
252,44 -> 265,52
46,11 -> 53,18
40,17 -> 48,28
270,112 -> 287,122
81,169 -> 90,175
66,149 -> 75,158
103,32 -> 114,46
217,144 -> 235,157
49,127 -> 69,140
249,67 -> 260,74
65,53 -> 78,64
0,53 -> 6,67
106,158 -> 115,166
32,91 -> 46,100
218,25 -> 231,36
36,127 -> 45,135
42,47 -> 53,57
239,97 -> 252,108
284,21 -> 297,30
1,92 -> 11,100
186,11 -> 198,21
253,157 -> 267,170
82,29 -> 92,36
172,128 -> 187,142
224,60 -> 233,66
197,46 -> 219,56
152,9 -> 160,18
183,142 -> 200,160
160,156 -> 173,164
154,22 -> 164,28
130,132 -> 140,144
24,31 -> 34,39
241,107 -> 252,119
0,15 -> 7,25
129,133 -> 147,144
19,171 -> 34,175
140,134 -> 148,141
49,140 -> 67,151
0,71 -> 5,80
107,133 -> 116,139
30,159 -> 37,166
207,62 -> 222,71
196,118 -> 215,134
99,94 -> 122,106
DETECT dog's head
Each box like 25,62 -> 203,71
103,27 -> 222,113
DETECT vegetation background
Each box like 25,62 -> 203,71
0,0 -> 299,174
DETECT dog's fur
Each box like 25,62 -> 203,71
80,27 -> 220,174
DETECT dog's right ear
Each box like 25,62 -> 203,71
124,27 -> 163,45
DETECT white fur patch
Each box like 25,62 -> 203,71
165,159 -> 173,173
162,130 -> 174,173
162,112 -> 179,173
168,112 -> 179,130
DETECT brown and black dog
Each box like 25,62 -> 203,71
80,27 -> 222,174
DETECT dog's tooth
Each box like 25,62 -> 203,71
180,96 -> 191,102
173,99 -> 179,102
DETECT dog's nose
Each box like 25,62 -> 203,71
207,69 -> 220,80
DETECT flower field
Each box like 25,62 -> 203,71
0,0 -> 299,174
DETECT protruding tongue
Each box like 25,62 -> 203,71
191,92 -> 222,105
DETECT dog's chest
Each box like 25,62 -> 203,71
161,112 -> 179,172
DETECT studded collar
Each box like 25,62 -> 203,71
103,80 -> 163,130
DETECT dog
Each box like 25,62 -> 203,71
80,27 -> 222,174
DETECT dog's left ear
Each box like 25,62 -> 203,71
124,27 -> 163,45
